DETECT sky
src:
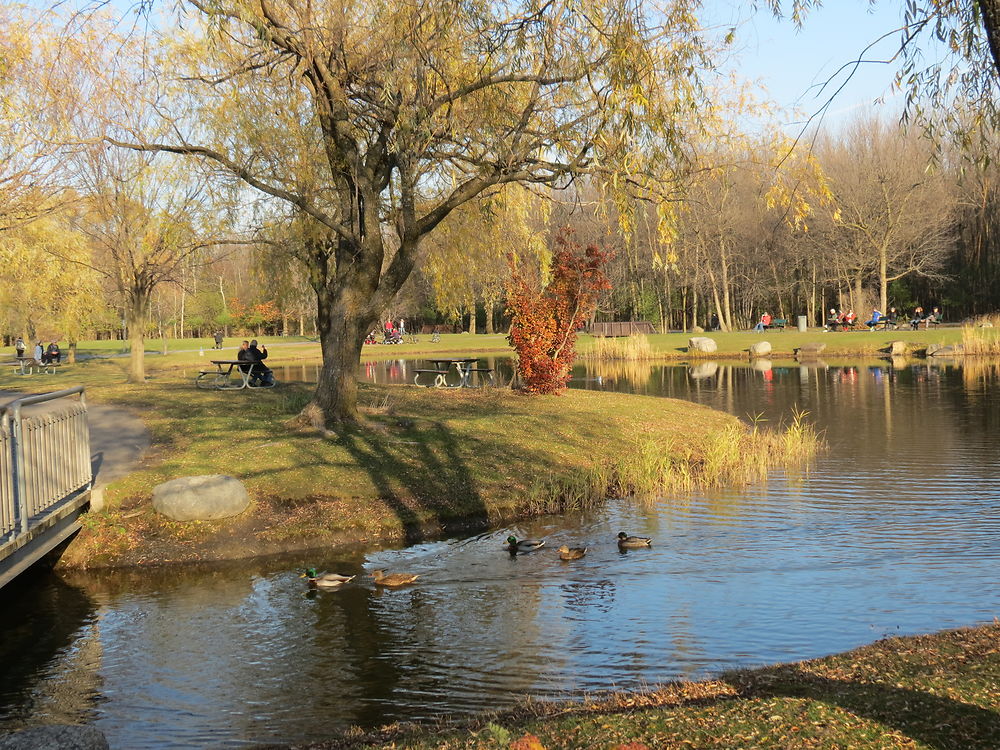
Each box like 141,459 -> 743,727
705,1 -> 921,132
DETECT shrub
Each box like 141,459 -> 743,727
506,229 -> 612,394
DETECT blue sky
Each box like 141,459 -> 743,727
706,1 -> 914,131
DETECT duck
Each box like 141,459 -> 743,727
372,569 -> 421,587
504,535 -> 545,553
557,545 -> 587,560
301,568 -> 355,588
617,532 -> 652,548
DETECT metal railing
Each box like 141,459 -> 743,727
1,387 -> 91,542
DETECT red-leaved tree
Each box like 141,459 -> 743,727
506,230 -> 613,394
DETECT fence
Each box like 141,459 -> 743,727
1,388 -> 91,543
588,321 -> 658,337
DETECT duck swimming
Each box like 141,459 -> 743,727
372,569 -> 421,587
557,545 -> 587,560
617,532 -> 652,548
301,568 -> 355,588
504,535 -> 545,553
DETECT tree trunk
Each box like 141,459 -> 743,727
305,284 -> 373,426
878,244 -> 888,314
485,300 -> 494,334
68,339 -> 77,365
467,304 -> 477,335
299,313 -> 305,336
126,292 -> 149,383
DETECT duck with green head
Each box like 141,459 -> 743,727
301,568 -> 355,588
504,535 -> 545,553
617,532 -> 652,549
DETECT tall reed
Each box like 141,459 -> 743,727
961,319 -> 1000,355
586,334 -> 654,361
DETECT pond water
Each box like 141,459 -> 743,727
2,356 -> 999,748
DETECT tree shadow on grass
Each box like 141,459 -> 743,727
336,417 -> 490,544
725,661 -> 1000,750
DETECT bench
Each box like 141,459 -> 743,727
767,319 -> 786,331
414,369 -> 450,388
870,319 -> 899,331
5,360 -> 61,375
465,367 -> 496,387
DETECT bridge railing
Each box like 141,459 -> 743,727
0,387 -> 91,542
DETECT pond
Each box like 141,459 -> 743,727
2,356 -> 998,748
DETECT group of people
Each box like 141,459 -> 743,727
14,337 -> 61,365
367,318 -> 408,345
236,339 -> 274,387
824,305 -> 942,331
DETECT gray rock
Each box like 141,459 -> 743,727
749,341 -> 772,357
927,344 -> 962,357
0,726 -> 109,750
887,340 -> 906,356
690,325 -> 705,333
687,336 -> 718,353
152,474 -> 250,521
795,342 -> 826,358
687,361 -> 719,379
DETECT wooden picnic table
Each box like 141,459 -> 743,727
5,357 -> 60,375
195,359 -> 274,390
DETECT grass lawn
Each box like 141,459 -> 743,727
291,623 -> 1000,750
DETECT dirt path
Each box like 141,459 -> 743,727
0,390 -> 149,489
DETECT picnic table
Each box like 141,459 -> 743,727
195,360 -> 274,390
414,358 -> 495,388
5,357 -> 60,375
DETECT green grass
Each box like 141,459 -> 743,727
57,379 -> 819,567
294,623 -> 1000,749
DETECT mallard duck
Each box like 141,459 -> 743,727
617,532 -> 652,548
372,569 -> 421,587
504,535 -> 545,553
301,568 -> 355,588
557,545 -> 587,560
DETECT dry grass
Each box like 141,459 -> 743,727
961,318 -> 1000,355
585,334 -> 654,360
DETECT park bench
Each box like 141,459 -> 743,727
767,318 -> 786,331
5,360 -> 62,375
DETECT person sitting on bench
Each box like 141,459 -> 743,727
865,308 -> 883,329
925,306 -> 943,327
825,308 -> 842,331
910,306 -> 925,330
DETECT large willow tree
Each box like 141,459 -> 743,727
106,0 -> 710,426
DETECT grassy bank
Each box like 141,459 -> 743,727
56,380 -> 819,568
274,622 -> 1000,749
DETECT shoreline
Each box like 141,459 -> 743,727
253,621 -> 1000,749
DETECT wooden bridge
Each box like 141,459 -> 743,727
0,388 -> 92,590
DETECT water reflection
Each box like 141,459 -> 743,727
2,357 -> 999,748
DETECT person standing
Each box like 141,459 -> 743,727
14,337 -> 25,359
214,331 -> 224,349
33,341 -> 44,364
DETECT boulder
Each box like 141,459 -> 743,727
887,340 -> 906,356
749,341 -> 772,357
927,344 -> 962,357
152,474 -> 250,522
687,336 -> 717,353
795,342 -> 826,358
690,324 -> 705,333
688,361 -> 719,379
0,726 -> 109,750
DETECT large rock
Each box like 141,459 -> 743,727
690,324 -> 705,333
152,474 -> 250,521
927,344 -> 962,357
887,340 -> 906,356
688,361 -> 719,379
795,342 -> 826,358
749,340 -> 772,357
688,336 -> 718,353
0,726 -> 109,750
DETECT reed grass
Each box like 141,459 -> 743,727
961,318 -> 1000,355
585,334 -> 654,360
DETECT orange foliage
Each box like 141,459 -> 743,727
509,734 -> 546,750
506,229 -> 613,394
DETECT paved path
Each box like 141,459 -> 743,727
0,390 -> 149,490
